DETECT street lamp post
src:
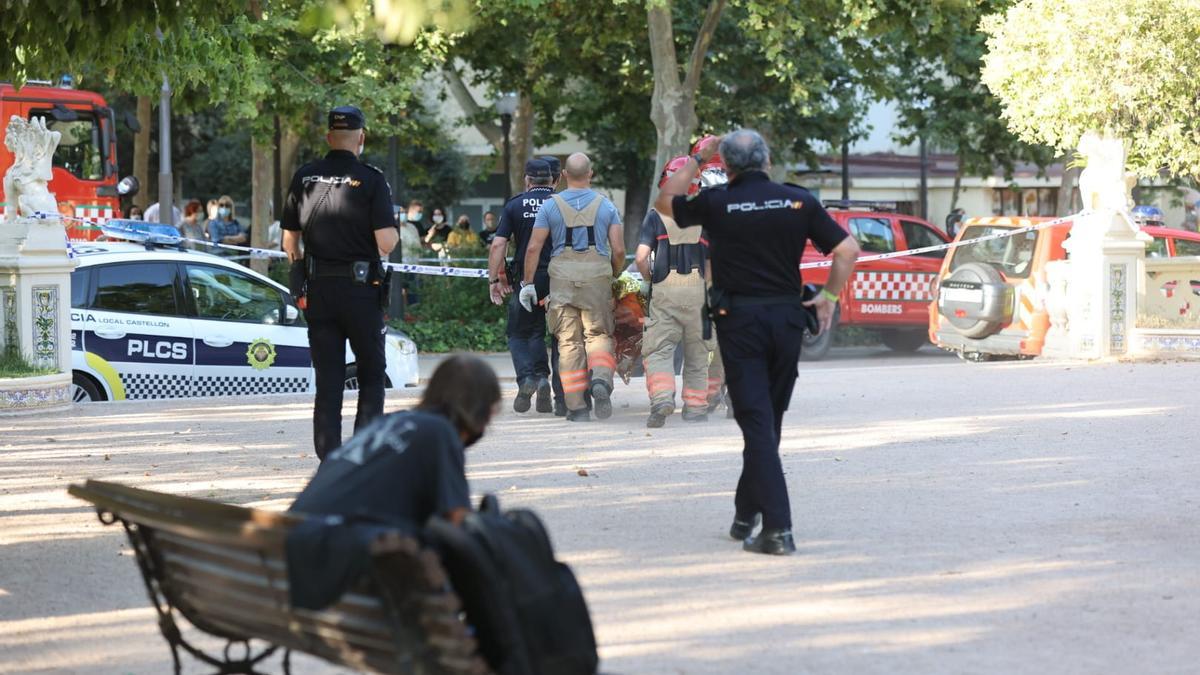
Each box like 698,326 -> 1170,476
495,92 -> 518,203
156,28 -> 174,226
914,97 -> 931,221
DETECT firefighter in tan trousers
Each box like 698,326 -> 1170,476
635,155 -> 726,428
520,153 -> 625,422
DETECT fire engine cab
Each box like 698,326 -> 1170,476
800,201 -> 951,359
0,77 -> 139,240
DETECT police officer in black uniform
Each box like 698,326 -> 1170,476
486,159 -> 565,415
655,129 -> 860,555
281,105 -> 398,460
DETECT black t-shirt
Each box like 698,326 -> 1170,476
638,209 -> 708,284
672,171 -> 847,296
496,186 -> 554,275
280,149 -> 395,263
290,410 -> 470,527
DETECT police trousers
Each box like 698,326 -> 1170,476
548,250 -> 615,411
642,271 -> 724,414
304,277 -> 386,460
507,290 -> 564,404
715,302 -> 805,530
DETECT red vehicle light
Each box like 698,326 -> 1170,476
954,309 -> 967,318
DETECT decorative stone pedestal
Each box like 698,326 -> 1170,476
1059,133 -> 1147,359
2,114 -> 75,413
0,216 -> 76,369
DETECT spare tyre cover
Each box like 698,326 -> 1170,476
937,262 -> 1012,339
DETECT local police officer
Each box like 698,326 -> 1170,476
635,155 -> 725,428
281,105 -> 398,460
487,159 -> 565,415
655,130 -> 860,555
520,153 -> 624,422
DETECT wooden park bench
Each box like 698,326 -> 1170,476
69,479 -> 492,675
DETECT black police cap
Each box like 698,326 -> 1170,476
539,155 -> 561,176
524,158 -> 552,179
328,105 -> 366,130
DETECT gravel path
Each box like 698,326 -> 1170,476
1,352 -> 1197,674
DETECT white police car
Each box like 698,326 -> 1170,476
68,223 -> 419,402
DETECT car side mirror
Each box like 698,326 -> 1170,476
284,303 -> 300,325
117,175 -> 140,197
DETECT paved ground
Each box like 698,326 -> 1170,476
2,346 -> 1198,674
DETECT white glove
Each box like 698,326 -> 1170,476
639,280 -> 651,297
518,283 -> 539,312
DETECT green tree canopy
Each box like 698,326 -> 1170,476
981,0 -> 1200,178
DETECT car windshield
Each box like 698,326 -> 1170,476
949,225 -> 1039,279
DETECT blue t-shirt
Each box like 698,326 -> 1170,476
532,188 -> 622,258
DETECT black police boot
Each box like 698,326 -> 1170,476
729,513 -> 761,541
682,409 -> 708,422
645,402 -> 673,428
566,408 -> 592,422
535,378 -> 552,413
743,528 -> 796,556
513,379 -> 536,413
554,399 -> 568,417
591,381 -> 612,420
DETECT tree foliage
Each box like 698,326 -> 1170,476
981,0 -> 1200,178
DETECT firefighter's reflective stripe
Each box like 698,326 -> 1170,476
853,271 -> 935,301
560,369 -> 589,394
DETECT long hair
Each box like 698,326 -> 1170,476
417,355 -> 500,444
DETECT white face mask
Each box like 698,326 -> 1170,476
432,215 -> 444,224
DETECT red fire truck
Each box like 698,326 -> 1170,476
800,201 -> 951,359
1,78 -> 138,240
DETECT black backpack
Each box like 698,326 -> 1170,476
425,496 -> 599,675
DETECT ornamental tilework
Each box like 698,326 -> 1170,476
1137,334 -> 1200,353
32,286 -> 59,368
1,289 -> 15,354
853,272 -> 936,301
1109,264 -> 1127,354
0,382 -> 70,409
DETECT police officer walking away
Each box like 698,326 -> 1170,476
281,106 -> 398,460
520,153 -> 624,422
635,155 -> 724,428
655,130 -> 860,554
487,159 -> 565,415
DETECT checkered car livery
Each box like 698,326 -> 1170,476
74,205 -> 114,225
853,272 -> 935,302
119,373 -> 192,400
194,376 -> 309,398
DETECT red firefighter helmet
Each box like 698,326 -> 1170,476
690,135 -> 728,188
658,155 -> 701,195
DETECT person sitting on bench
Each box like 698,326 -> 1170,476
292,354 -> 502,527
287,355 -> 501,610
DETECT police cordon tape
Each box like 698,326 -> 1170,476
797,212 -> 1079,269
41,210 -> 1081,279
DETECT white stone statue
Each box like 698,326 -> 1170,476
3,115 -> 61,223
1075,132 -> 1138,236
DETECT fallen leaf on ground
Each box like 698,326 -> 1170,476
577,468 -> 589,477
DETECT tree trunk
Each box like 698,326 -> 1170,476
1057,157 -> 1079,215
133,95 -> 152,210
442,65 -> 502,146
250,136 -> 274,274
278,124 -> 302,198
646,0 -> 726,204
510,93 -> 535,197
949,154 -> 963,212
623,160 -> 651,252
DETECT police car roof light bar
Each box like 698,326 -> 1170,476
101,220 -> 183,249
822,199 -> 898,212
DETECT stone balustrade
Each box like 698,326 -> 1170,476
1135,256 -> 1200,354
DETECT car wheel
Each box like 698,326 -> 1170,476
343,364 -> 393,391
72,372 -> 104,403
800,304 -> 839,361
881,329 -> 928,352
